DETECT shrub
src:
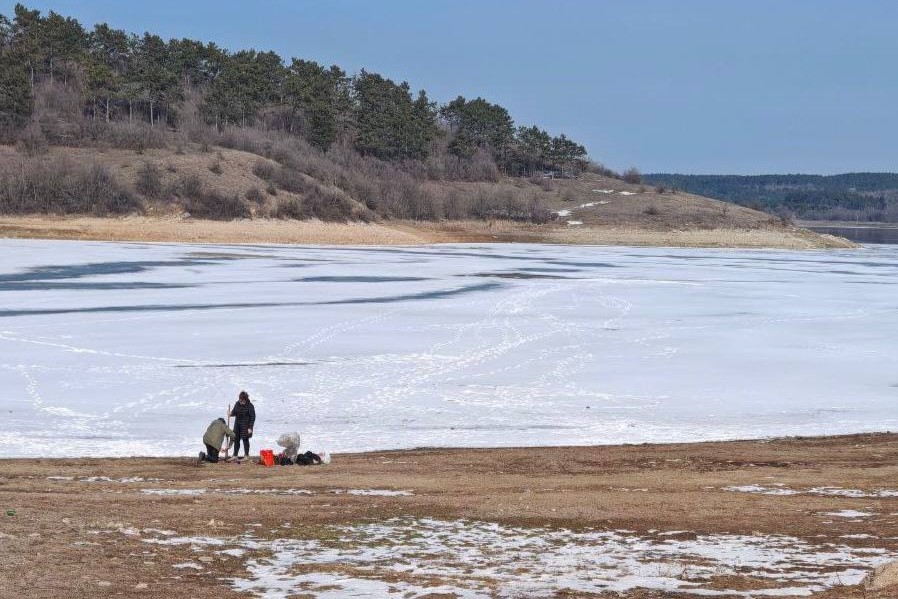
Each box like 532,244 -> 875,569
275,197 -> 303,219
643,205 -> 660,216
165,162 -> 177,173
0,161 -> 139,215
16,123 -> 48,156
187,190 -> 250,220
585,161 -> 620,179
168,173 -> 204,200
272,167 -> 309,194
136,162 -> 163,198
82,121 -> 168,151
245,186 -> 264,203
655,185 -> 667,194
623,167 -> 642,184
301,187 -> 353,222
78,165 -> 141,214
209,161 -> 223,175
252,160 -> 275,180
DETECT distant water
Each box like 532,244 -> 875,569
807,225 -> 898,245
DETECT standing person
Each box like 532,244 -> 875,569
200,417 -> 236,463
229,391 -> 256,459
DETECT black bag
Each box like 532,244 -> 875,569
295,451 -> 322,466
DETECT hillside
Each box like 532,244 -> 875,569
644,172 -> 898,222
0,141 -> 851,248
0,4 -> 848,248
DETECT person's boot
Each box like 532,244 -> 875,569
199,451 -> 206,462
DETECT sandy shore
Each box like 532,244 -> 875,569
2,433 -> 898,597
0,215 -> 854,249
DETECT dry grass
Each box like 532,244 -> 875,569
544,224 -> 856,249
2,433 -> 898,598
0,216 -> 433,245
0,216 -> 853,249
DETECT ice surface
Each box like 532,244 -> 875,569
2,239 -> 898,457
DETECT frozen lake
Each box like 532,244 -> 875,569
1,239 -> 896,457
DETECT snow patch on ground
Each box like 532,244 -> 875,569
215,488 -> 313,496
566,220 -> 583,226
725,485 -> 898,498
618,190 -> 637,195
141,488 -> 207,496
48,475 -> 164,483
130,519 -> 895,598
723,484 -> 800,496
332,489 -> 414,497
823,510 -> 876,519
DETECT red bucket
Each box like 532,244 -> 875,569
259,449 -> 275,467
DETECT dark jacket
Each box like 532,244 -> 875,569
203,418 -> 236,451
232,400 -> 256,438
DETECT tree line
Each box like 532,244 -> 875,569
0,4 -> 588,177
643,173 -> 898,222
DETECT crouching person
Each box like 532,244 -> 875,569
199,417 -> 236,463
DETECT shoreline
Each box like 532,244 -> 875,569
0,215 -> 855,249
3,433 -> 898,597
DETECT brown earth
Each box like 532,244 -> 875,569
2,433 -> 898,598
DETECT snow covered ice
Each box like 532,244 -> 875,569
1,239 -> 897,457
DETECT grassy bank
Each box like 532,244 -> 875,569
0,215 -> 855,249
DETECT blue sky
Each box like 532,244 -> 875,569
4,0 -> 897,174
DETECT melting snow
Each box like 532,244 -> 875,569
723,485 -> 800,496
823,510 -> 876,518
337,489 -> 414,497
215,488 -> 313,496
141,489 -> 207,496
725,485 -> 898,498
137,518 -> 893,598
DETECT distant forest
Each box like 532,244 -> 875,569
0,4 -> 608,222
644,173 -> 898,222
